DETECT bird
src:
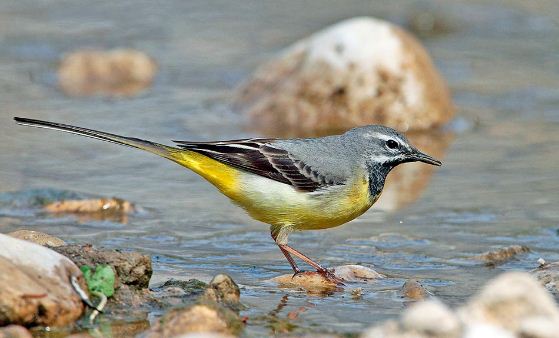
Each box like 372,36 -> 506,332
14,117 -> 441,284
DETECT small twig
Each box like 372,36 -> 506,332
70,275 -> 103,312
89,291 -> 107,324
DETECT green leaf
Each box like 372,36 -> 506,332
80,264 -> 115,297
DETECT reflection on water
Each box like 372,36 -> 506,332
1,0 -> 559,336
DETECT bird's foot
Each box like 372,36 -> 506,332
317,267 -> 345,286
290,269 -> 344,286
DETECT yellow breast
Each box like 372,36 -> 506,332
237,172 -> 374,230
172,150 -> 375,231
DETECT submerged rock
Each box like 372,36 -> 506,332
270,265 -> 382,293
401,279 -> 430,301
44,197 -> 136,215
236,17 -> 453,137
0,188 -> 140,223
0,234 -> 85,327
150,279 -> 209,306
7,229 -> 66,247
333,265 -> 384,282
201,274 -> 241,308
142,304 -> 242,338
58,49 -> 157,97
271,271 -> 339,294
53,244 -> 152,289
142,274 -> 244,338
531,260 -> 559,296
475,245 -> 530,266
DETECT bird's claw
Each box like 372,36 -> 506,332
317,268 -> 345,286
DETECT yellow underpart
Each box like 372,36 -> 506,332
170,150 -> 375,231
171,150 -> 242,200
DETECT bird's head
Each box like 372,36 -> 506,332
346,125 -> 442,170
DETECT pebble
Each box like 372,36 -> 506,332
475,245 -> 530,266
401,279 -> 429,300
8,229 -> 65,247
58,49 -> 157,97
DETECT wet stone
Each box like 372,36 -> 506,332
270,271 -> 339,294
201,274 -> 241,308
236,17 -> 453,137
351,288 -> 363,300
142,300 -> 243,337
270,265 -> 382,294
333,265 -> 384,282
150,278 -> 208,306
44,197 -> 136,215
475,245 -> 530,266
7,229 -> 65,247
401,279 -> 429,301
0,188 -> 140,223
531,260 -> 559,296
53,244 -> 152,289
0,234 -> 85,327
58,48 -> 157,97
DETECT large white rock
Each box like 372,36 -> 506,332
458,272 -> 559,336
0,234 -> 85,326
236,17 -> 453,136
361,272 -> 559,338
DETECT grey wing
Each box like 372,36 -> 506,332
173,138 -> 344,192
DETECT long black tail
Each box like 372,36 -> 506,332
13,117 -> 178,160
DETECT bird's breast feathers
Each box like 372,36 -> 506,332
173,147 -> 376,230
233,170 -> 375,230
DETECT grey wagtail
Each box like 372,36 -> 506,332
14,117 -> 441,283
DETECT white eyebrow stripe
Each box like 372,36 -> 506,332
364,132 -> 406,144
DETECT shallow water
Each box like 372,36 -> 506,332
1,0 -> 559,336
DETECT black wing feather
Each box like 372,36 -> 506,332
173,139 -> 339,192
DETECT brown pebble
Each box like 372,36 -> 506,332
401,279 -> 429,300
334,265 -> 384,282
143,303 -> 242,337
270,271 -> 339,294
44,198 -> 135,214
476,245 -> 530,266
8,230 -> 65,247
202,274 -> 241,307
351,288 -> 363,300
531,260 -> 559,295
58,49 -> 157,97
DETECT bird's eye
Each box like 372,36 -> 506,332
386,139 -> 399,150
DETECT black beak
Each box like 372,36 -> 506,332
410,149 -> 442,166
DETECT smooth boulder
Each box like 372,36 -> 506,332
0,234 -> 85,327
236,17 -> 453,137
